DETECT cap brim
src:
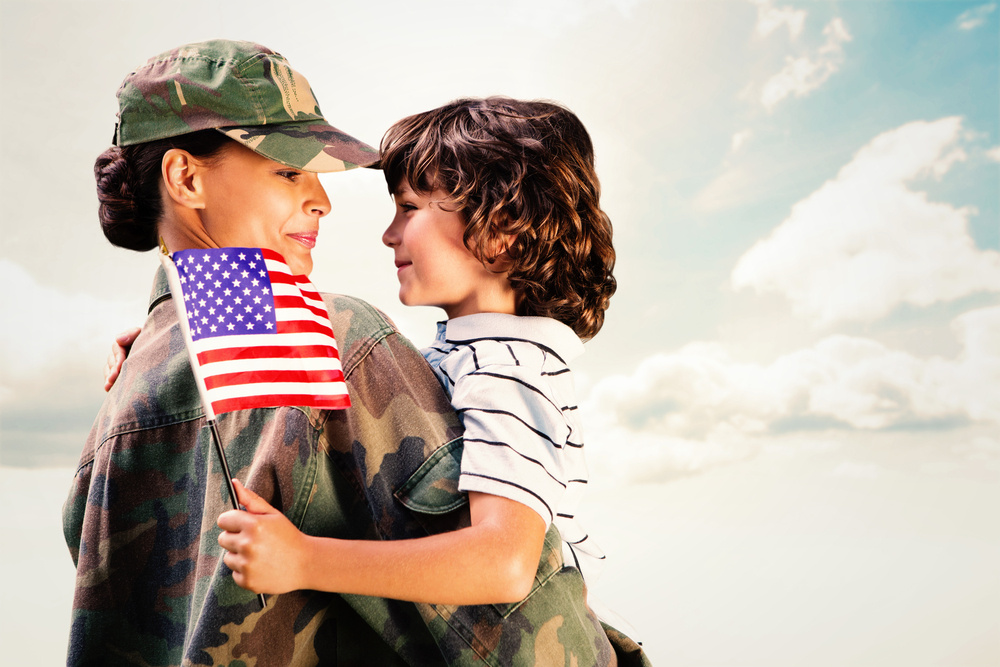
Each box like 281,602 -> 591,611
219,120 -> 379,172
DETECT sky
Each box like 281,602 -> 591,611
1,1 -> 998,664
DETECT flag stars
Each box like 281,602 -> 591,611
175,248 -> 279,342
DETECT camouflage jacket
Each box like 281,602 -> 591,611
63,268 -> 649,666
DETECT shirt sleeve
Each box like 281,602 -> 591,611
451,360 -> 571,526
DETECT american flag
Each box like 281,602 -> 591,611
160,247 -> 350,419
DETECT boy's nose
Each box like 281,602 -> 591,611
382,217 -> 401,247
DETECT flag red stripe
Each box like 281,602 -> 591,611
204,369 -> 345,389
212,393 -> 351,413
197,344 -> 340,365
276,320 -> 335,336
273,294 -> 329,318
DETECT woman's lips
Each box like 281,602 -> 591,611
288,232 -> 318,249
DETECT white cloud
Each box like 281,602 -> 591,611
956,3 -> 996,30
0,260 -> 141,384
760,18 -> 852,111
731,129 -> 753,153
583,305 -> 1000,479
749,0 -> 806,39
831,461 -> 882,479
987,146 -> 1000,162
731,117 -> 1000,325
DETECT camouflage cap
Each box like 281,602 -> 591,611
114,39 -> 378,172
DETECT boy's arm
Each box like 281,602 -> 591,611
218,481 -> 546,605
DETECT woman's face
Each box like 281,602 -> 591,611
196,143 -> 331,276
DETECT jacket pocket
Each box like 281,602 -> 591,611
393,436 -> 468,515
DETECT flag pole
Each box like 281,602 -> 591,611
208,420 -> 267,609
159,241 -> 266,610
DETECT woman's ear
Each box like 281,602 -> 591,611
161,149 -> 207,210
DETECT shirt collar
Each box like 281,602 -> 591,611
148,265 -> 173,314
440,313 -> 585,362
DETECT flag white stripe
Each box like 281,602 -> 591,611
200,357 -> 342,374
274,307 -> 333,328
206,380 -> 349,401
192,331 -> 339,352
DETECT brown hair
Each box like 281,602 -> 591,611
379,97 -> 616,340
94,130 -> 231,251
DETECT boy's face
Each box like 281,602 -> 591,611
382,182 -> 515,319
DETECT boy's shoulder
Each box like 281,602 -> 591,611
440,314 -> 584,373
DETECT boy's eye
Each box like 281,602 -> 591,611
277,170 -> 301,181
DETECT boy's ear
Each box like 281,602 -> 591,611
483,233 -> 517,270
161,149 -> 207,210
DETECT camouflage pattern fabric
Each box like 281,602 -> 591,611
63,268 -> 650,666
113,40 -> 378,172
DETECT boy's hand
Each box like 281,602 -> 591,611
217,479 -> 306,595
104,326 -> 141,391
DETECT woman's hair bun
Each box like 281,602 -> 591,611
94,146 -> 159,251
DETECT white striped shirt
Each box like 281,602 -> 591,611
422,313 -> 605,583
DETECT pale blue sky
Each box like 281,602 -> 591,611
1,1 -> 998,663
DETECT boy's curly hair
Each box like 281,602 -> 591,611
379,97 -> 616,340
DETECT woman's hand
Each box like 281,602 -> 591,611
217,480 -> 307,595
104,326 -> 142,391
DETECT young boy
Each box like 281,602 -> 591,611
377,97 -> 616,586
217,97 -> 646,664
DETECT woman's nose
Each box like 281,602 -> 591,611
304,174 -> 331,217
